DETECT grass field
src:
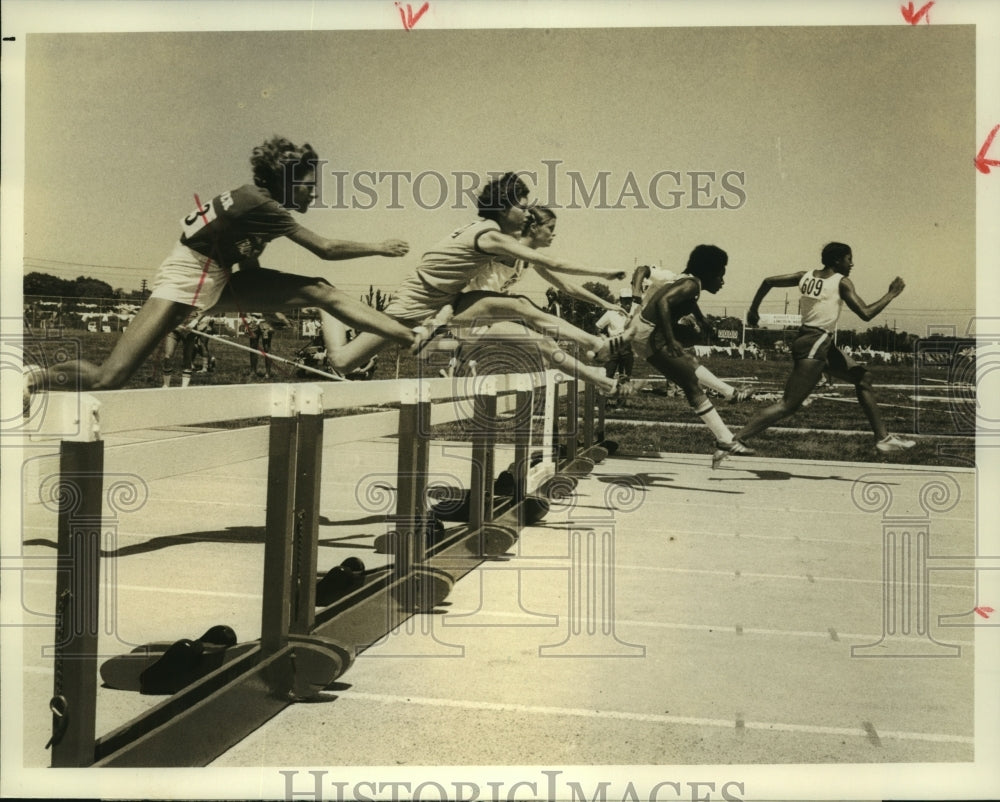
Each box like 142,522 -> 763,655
25,327 -> 975,467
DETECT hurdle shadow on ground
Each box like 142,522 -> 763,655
594,473 -> 744,497
317,532 -> 381,551
319,513 -> 388,528
708,469 -> 894,484
24,525 -> 265,558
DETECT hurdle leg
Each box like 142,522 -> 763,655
49,438 -> 104,768
469,385 -> 497,530
260,391 -> 300,655
582,382 -> 595,450
388,381 -> 454,611
393,390 -> 425,576
559,379 -> 596,477
578,382 -> 609,464
596,386 -> 607,443
512,384 -> 534,503
290,387 -> 324,634
565,377 -> 579,463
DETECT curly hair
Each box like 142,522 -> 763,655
820,241 -> 852,267
477,172 -> 530,222
250,136 -> 319,195
521,205 -> 556,236
685,244 -> 728,282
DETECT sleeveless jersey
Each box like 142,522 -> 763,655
464,256 -> 527,294
797,271 -> 843,331
640,272 -> 699,320
640,266 -> 681,295
384,219 -> 504,321
179,184 -> 301,269
627,272 -> 702,357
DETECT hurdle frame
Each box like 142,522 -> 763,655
32,368 -> 609,767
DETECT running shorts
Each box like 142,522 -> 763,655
791,326 -> 862,376
149,241 -> 232,310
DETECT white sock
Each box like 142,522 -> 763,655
696,365 -> 734,399
695,401 -> 733,443
180,371 -> 192,388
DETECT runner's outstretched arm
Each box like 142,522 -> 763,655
745,272 -> 804,326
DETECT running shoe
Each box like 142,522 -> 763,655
412,305 -> 455,356
711,439 -> 755,469
729,388 -> 755,403
591,334 -> 628,363
606,377 -> 628,402
876,434 -> 916,452
607,377 -> 647,401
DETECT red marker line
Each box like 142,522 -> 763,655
901,1 -> 934,25
189,193 -> 215,307
396,1 -> 429,31
975,125 -> 1000,174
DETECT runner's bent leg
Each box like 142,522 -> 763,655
40,298 -> 192,391
735,357 -> 825,442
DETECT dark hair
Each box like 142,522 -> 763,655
250,136 -> 319,198
522,205 -> 556,236
821,242 -> 852,267
685,244 -> 728,282
477,172 -> 530,222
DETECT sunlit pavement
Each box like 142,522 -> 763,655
17,439 -> 977,770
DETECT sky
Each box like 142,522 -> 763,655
4,4 -> 992,337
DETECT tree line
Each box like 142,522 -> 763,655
24,271 -> 146,300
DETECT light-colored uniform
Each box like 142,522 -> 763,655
790,271 -> 859,373
151,184 -> 301,310
383,219 -> 503,323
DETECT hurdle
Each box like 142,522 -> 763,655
32,367 -> 610,767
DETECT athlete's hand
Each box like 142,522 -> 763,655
745,309 -> 760,327
604,270 -> 627,281
889,277 -> 905,296
379,239 -> 410,257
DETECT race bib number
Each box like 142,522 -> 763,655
181,192 -> 232,239
181,199 -> 218,238
800,277 -> 824,297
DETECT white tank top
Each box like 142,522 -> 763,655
797,271 -> 843,331
410,218 -> 503,296
641,266 -> 680,295
464,257 -> 527,294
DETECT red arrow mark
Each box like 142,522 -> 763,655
973,607 -> 994,619
396,2 -> 429,31
901,1 -> 934,24
975,125 -> 1000,174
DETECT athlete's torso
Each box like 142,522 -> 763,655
179,184 -> 301,269
797,270 -> 844,331
408,219 -> 504,296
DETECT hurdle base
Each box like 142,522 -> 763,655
579,444 -> 610,464
559,456 -> 596,477
92,638 -> 349,767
